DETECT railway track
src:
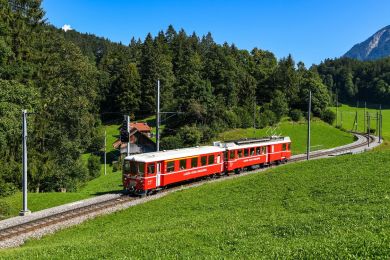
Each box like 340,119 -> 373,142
0,133 -> 377,246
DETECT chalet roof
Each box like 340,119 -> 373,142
130,122 -> 151,132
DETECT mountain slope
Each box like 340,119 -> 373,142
344,25 -> 390,60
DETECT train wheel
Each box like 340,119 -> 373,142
235,168 -> 242,174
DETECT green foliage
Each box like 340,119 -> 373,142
321,109 -> 336,125
160,135 -> 184,150
87,154 -> 102,179
316,57 -> 390,104
289,109 -> 303,122
3,151 -> 390,258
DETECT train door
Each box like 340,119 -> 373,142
156,162 -> 161,187
217,154 -> 222,171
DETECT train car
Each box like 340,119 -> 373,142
123,146 -> 225,195
221,136 -> 291,174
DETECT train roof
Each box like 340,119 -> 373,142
220,136 -> 291,150
124,146 -> 225,163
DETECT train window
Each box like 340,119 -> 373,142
282,144 -> 287,151
147,163 -> 155,174
229,150 -> 235,159
201,156 -> 207,166
180,159 -> 187,170
244,149 -> 249,157
191,157 -> 198,168
262,146 -> 267,154
238,150 -> 243,158
130,161 -> 137,174
250,148 -> 255,156
256,147 -> 260,155
167,161 -> 175,172
124,161 -> 131,172
138,163 -> 145,174
208,155 -> 214,165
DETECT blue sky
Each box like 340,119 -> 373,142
42,0 -> 390,66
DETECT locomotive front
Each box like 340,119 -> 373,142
122,159 -> 145,193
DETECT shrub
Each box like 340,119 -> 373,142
88,154 -> 102,179
161,135 -> 184,150
289,109 -> 303,122
321,109 -> 336,125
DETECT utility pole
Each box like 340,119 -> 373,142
307,91 -> 311,160
156,79 -> 161,152
367,113 -> 370,147
20,110 -> 31,216
104,130 -> 107,175
336,91 -> 338,127
364,101 -> 366,133
341,111 -> 343,129
126,115 -> 130,156
379,104 -> 382,143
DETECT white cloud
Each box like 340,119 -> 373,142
62,24 -> 72,32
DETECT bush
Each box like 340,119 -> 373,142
88,154 -> 102,179
178,125 -> 203,146
161,135 -> 184,150
0,201 -> 10,218
321,109 -> 336,125
289,109 -> 303,122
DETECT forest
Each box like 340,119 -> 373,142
315,57 -> 390,106
3,0 -> 383,196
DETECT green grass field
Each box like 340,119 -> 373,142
331,104 -> 390,149
2,150 -> 389,258
218,119 -> 354,154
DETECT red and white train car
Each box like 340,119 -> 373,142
123,136 -> 291,195
123,146 -> 225,194
222,136 -> 291,174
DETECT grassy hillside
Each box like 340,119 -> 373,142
331,104 -> 389,149
2,150 -> 389,258
218,119 -> 353,154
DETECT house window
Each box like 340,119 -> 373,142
244,149 -> 249,157
191,157 -> 198,168
180,159 -> 187,170
250,148 -> 255,156
229,150 -> 236,159
208,155 -> 215,165
238,150 -> 243,158
201,156 -> 207,166
167,161 -> 175,172
256,147 -> 260,155
147,163 -> 155,174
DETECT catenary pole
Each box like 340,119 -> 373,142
156,79 -> 160,152
364,101 -> 366,133
367,113 -> 370,147
104,130 -> 107,175
127,115 -> 130,156
307,91 -> 311,160
379,104 -> 382,143
336,91 -> 338,127
20,110 -> 31,216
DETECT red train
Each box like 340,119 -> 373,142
123,136 -> 291,195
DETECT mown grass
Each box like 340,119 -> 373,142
1,150 -> 389,258
331,104 -> 390,149
218,119 -> 354,154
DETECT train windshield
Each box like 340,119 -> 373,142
123,160 -> 144,176
124,161 -> 137,176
